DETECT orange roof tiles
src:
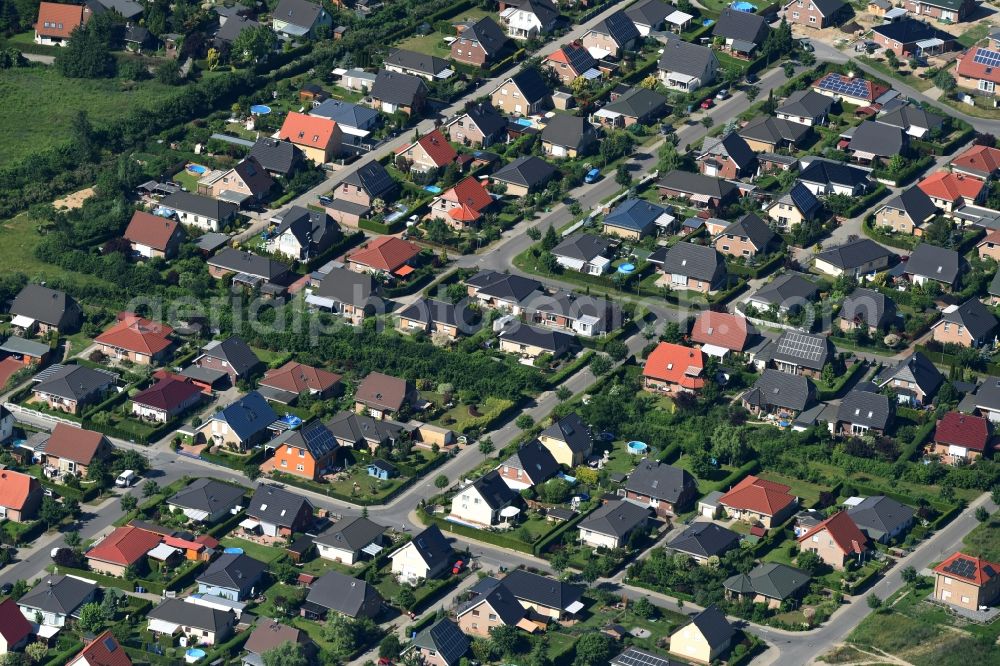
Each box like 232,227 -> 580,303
123,211 -> 181,252
719,475 -> 797,517
279,112 -> 338,150
917,171 -> 986,204
952,144 -> 1000,179
979,229 -> 1000,248
45,423 -> 107,466
347,236 -> 421,272
797,510 -> 869,556
642,342 -> 705,390
934,551 -> 1000,587
691,311 -> 751,352
0,470 -> 39,512
443,177 -> 493,213
957,48 -> 1000,86
69,630 -> 132,666
86,526 -> 162,567
35,2 -> 89,39
261,361 -> 342,394
0,358 -> 22,390
95,313 -> 173,356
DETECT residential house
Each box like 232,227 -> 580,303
147,598 -> 235,646
797,511 -> 871,570
446,104 -> 508,147
878,104 -> 945,138
642,342 -> 706,393
718,474 -> 799,529
490,68 -> 551,115
193,337 -> 262,384
626,0 -> 671,34
396,129 -> 456,174
37,423 -> 112,479
723,562 -> 812,609
814,238 -> 893,278
246,485 -> 314,538
667,522 -> 740,564
499,0 -> 559,40
874,186 -> 937,235
329,161 -> 397,225
918,170 -> 987,211
904,0 -> 976,22
308,267 -> 383,324
905,243 -> 961,289
848,495 -> 914,543
339,68 -> 377,92
877,351 -> 944,405
870,18 -> 954,57
552,233 -> 614,275
958,45 -> 1000,94
539,412 -> 592,467
131,375 -> 202,423
979,230 -> 1000,262
166,478 -> 245,523
491,155 -> 556,195
85,526 -> 162,577
540,113 -> 597,158
311,99 -> 381,155
931,299 -> 998,348
811,72 -> 889,107
498,323 -> 574,360
214,15 -> 260,53
544,43 -> 597,85
838,288 -> 897,333
797,158 -> 872,196
530,291 -> 619,337
277,112 -> 341,165
124,211 -> 184,259
738,116 -> 811,153
31,364 -> 116,414
748,273 -> 819,315
0,470 -> 41,523
581,10 -> 639,58
770,330 -> 832,378
767,183 -> 823,229
669,605 -> 736,664
384,48 -> 450,80
931,411 -> 991,464
578,499 -> 650,549
0,336 -> 50,367
602,198 -> 671,239
932,552 -> 1000,611
596,87 -> 668,127
656,242 -> 727,293
94,313 -> 173,365
70,627 -> 122,666
429,176 -> 494,229
269,420 -> 340,481
782,0 -> 848,28
497,439 -> 560,489
355,371 -> 414,419
846,121 -> 906,165
268,206 -> 339,261
691,311 -> 755,357
623,458 -> 697,517
326,411 -> 405,453
197,553 -> 266,601
390,524 -> 453,583
9,284 -> 81,335
34,2 -> 90,46
259,361 -> 341,405
271,0 -> 331,38
161,192 -> 239,232
697,132 -> 757,179
952,144 -> 1000,180
714,213 -> 777,258
499,569 -> 585,621
243,621 -> 315,666
18,575 -> 97,627
346,236 -> 422,280
452,17 -> 511,67
197,158 -> 275,205
370,69 -> 428,116
465,270 -> 542,313
776,89 -> 834,126
455,581 -> 528,636
612,648 -> 683,666
449,471 -> 519,527
396,298 -> 464,340
712,9 -> 769,57
207,248 -> 290,293
402,618 -> 469,666
248,137 -> 303,178
657,36 -> 718,92
656,170 -> 739,211
198,391 -> 277,451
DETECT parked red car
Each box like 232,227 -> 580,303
700,98 -> 714,110
452,560 -> 465,575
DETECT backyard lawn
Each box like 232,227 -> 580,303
430,395 -> 515,433
757,471 -> 830,508
395,7 -> 495,58
962,515 -> 1000,561
219,536 -> 287,563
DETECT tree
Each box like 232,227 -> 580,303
231,24 -> 277,64
796,550 -> 823,575
615,164 -> 632,188
478,438 -> 495,455
324,614 -> 359,657
976,506 -> 990,522
434,474 -> 449,489
490,625 -> 521,656
527,227 -> 542,241
590,354 -> 613,375
573,633 -> 615,666
710,424 -> 750,466
64,530 -> 82,550
396,586 -> 416,610
604,340 -> 628,362
631,596 -> 655,619
556,386 -> 572,401
55,23 -> 115,78
156,58 -> 182,85
582,558 -> 603,583
24,643 -> 47,664
866,593 -> 882,610
549,548 -> 570,573
701,116 -> 714,129
656,142 -> 682,174
262,642 -> 311,666
141,480 -> 160,498
120,494 -> 137,513
77,602 -> 109,633
379,634 -> 402,660
541,225 -> 559,251
206,47 -> 220,71
39,496 -> 64,528
538,478 -> 571,504
745,84 -> 760,103
515,414 -> 535,430
901,565 -> 918,583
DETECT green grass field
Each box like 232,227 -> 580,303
395,7 -> 494,57
962,516 -> 1000,561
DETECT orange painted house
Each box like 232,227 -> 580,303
270,420 -> 340,481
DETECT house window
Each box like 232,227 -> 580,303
722,245 -> 730,251
281,460 -> 287,467
792,11 -> 800,17
299,449 -> 305,457
489,613 -> 498,620
296,464 -> 304,471
944,577 -> 952,584
472,610 -> 480,616
809,15 -> 816,22
286,446 -> 293,454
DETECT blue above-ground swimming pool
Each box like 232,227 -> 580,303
223,547 -> 244,555
424,185 -> 443,194
186,164 -> 207,175
617,263 -> 636,274
702,18 -> 714,25
730,1 -> 757,11
185,648 -> 207,663
249,104 -> 272,115
515,118 -> 534,127
627,440 -> 648,455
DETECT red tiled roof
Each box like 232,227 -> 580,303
719,475 -> 796,517
402,129 -> 457,168
957,48 -> 1000,85
952,144 -> 1000,178
691,311 -> 751,352
131,376 -> 202,411
642,342 -> 705,389
935,411 -> 990,452
0,357 -> 23,389
347,236 -> 421,272
448,204 -> 481,222
0,599 -> 31,652
978,229 -> 1000,248
94,313 -> 173,356
69,630 -> 132,666
917,171 -> 986,203
0,470 -> 40,512
934,551 -> 1000,587
35,2 -> 89,39
195,534 -> 220,549
797,510 -> 869,556
813,73 -> 888,103
442,177 -> 493,214
279,112 -> 338,150
45,423 -> 107,466
86,526 -> 162,567
123,211 -> 181,252
261,361 -> 342,394
162,535 -> 207,553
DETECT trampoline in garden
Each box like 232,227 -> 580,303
627,441 -> 648,455
250,104 -> 272,115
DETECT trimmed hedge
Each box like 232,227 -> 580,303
545,351 -> 596,388
41,641 -> 84,666
359,218 -> 405,235
207,509 -> 249,539
895,418 -> 936,464
727,252 -> 784,280
816,362 -> 864,401
533,504 -> 595,556
417,507 -> 534,554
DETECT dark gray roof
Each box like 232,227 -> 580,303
198,553 -> 266,591
168,478 -> 245,514
316,516 -> 387,551
713,8 -> 769,45
871,17 -> 954,45
492,155 -> 557,189
209,248 -> 289,281
497,68 -> 551,104
248,485 -> 313,527
406,524 -> 454,568
467,270 -> 542,303
905,243 -> 960,285
878,105 -> 944,133
160,192 -> 239,222
211,391 -> 277,441
541,412 -> 591,453
90,0 -> 142,18
849,121 -> 905,158
457,581 -> 525,625
742,369 -> 815,412
273,0 -> 324,29
776,183 -> 823,219
940,298 -> 998,342
371,69 -> 428,107
305,571 -> 382,618
777,89 -> 834,119
882,186 -> 937,224
0,336 -> 50,358
612,647 -> 685,666
311,100 -> 380,129
840,288 -> 896,328
273,206 -> 337,251
752,273 -> 818,309
657,170 -> 738,200
10,284 -> 78,327
724,562 -> 811,600
591,10 -> 640,45
216,15 -> 259,43
626,0 -> 671,27
603,87 -> 667,120
688,605 -> 736,650
550,43 -> 596,74
408,619 -> 469,666
799,0 -> 846,16
199,337 -> 261,376
771,331 -> 832,371
661,242 -> 726,283
578,499 -> 650,538
326,411 -> 404,445
314,266 -> 381,308
461,17 -> 509,56
719,213 -> 776,251
992,271 -> 1000,298
396,298 -> 460,328
461,103 -> 508,139
848,495 -> 914,540
385,48 -> 449,77
605,198 -> 668,233
837,389 -> 891,430
18,575 -> 95,616
541,114 -> 597,150
552,233 -> 613,262
500,569 -> 583,611
148,598 -> 234,633
33,365 -> 116,401
500,323 -> 574,354
502,439 -> 560,482
624,459 -> 695,504
468,471 -> 518,510
816,238 -> 893,271
738,116 -> 810,146
701,132 -> 757,172
798,159 -> 871,189
668,522 -> 740,559
972,376 -> 1000,411
878,352 -> 943,397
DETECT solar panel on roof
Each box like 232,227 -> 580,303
944,557 -> 977,580
776,332 -> 825,362
973,48 -> 1000,68
613,648 -> 675,666
818,74 -> 870,99
789,184 -> 816,213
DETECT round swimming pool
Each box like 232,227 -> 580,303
249,104 -> 272,115
185,648 -> 206,663
627,440 -> 648,454
187,164 -> 207,175
730,1 -> 757,11
617,263 -> 636,274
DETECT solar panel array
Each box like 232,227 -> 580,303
789,183 -> 818,213
776,332 -> 826,363
943,556 -> 978,580
428,620 -> 471,662
612,647 -> 677,666
818,73 -> 870,100
973,48 -> 1000,68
